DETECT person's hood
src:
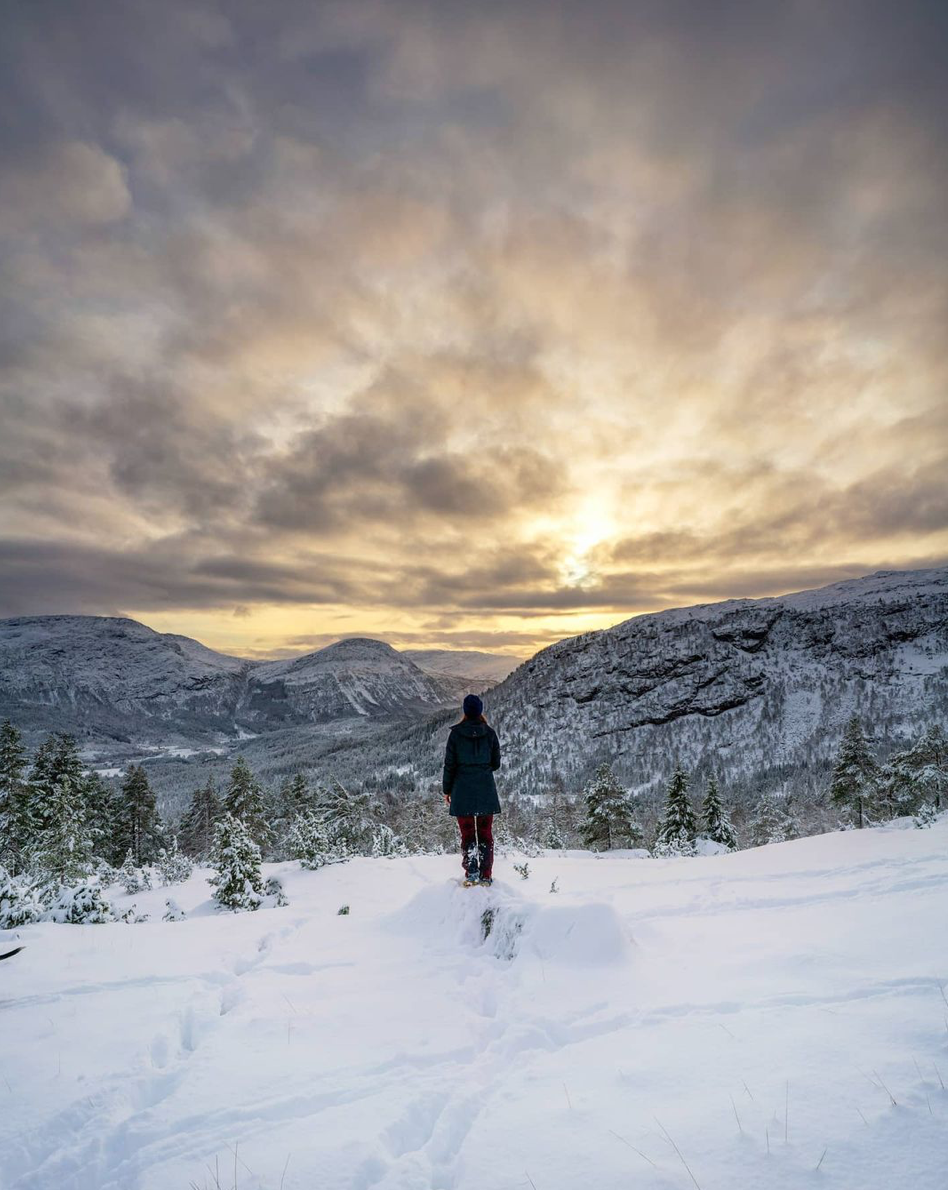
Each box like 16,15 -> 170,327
455,720 -> 489,739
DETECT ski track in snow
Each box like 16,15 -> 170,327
2,822 -> 948,1189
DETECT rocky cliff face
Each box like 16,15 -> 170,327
482,568 -> 948,794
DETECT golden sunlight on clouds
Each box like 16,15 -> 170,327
2,1 -> 947,661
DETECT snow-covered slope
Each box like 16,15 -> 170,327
250,637 -> 460,721
483,566 -> 948,794
2,818 -> 947,1189
0,619 -> 460,744
403,648 -> 521,685
318,567 -> 948,801
0,616 -> 252,739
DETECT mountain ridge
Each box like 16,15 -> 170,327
315,566 -> 948,804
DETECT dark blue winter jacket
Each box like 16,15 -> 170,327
442,718 -> 502,817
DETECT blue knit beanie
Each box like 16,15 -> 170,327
463,693 -> 483,717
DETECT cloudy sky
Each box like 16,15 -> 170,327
1,1 -> 946,660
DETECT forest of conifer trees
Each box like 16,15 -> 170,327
1,713 -> 945,923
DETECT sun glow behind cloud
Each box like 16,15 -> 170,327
1,1 -> 947,660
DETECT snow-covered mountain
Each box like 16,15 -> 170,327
0,616 -> 251,741
403,649 -> 521,685
0,618 -> 461,744
249,637 -> 463,722
486,566 -> 948,793
324,567 -> 948,799
4,567 -> 946,800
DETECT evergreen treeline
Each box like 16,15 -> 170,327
1,713 -> 944,925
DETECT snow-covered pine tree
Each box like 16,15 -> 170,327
286,810 -> 349,869
544,772 -> 568,849
112,766 -> 164,865
263,876 -> 288,906
749,790 -> 800,846
83,773 -> 120,866
0,720 -> 29,873
42,883 -> 115,924
399,793 -> 450,855
284,772 -> 316,815
319,778 -> 374,853
580,762 -> 642,851
118,849 -> 150,894
829,715 -> 879,828
26,775 -> 94,885
544,817 -> 565,849
162,898 -> 187,921
0,865 -> 42,928
700,775 -> 737,850
884,723 -> 947,816
265,773 -> 315,861
655,763 -> 698,854
156,836 -> 193,885
208,813 -> 264,912
370,824 -> 408,857
914,802 -> 938,829
178,778 -> 222,859
94,857 -> 118,887
223,757 -> 269,848
27,733 -> 88,836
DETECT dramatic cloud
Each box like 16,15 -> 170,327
1,0 -> 946,658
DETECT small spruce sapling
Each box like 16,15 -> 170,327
43,883 -> 115,924
287,810 -> 349,869
162,898 -> 186,921
655,763 -> 698,855
370,824 -> 408,858
118,850 -> 150,894
544,817 -> 565,849
0,865 -> 42,928
914,802 -> 938,829
700,775 -> 737,851
156,836 -> 193,886
208,814 -> 264,912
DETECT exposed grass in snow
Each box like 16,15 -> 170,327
1,820 -> 947,1189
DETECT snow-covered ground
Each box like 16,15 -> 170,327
2,821 -> 947,1190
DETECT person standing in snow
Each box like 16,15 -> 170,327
442,694 -> 502,885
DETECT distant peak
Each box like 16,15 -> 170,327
318,637 -> 399,659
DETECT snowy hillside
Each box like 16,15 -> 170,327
251,638 -> 463,721
2,819 -> 947,1189
488,567 -> 948,793
327,567 -> 948,802
0,616 -> 252,742
0,619 -> 462,748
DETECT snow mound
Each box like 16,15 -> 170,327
525,900 -> 633,966
387,881 -> 633,966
